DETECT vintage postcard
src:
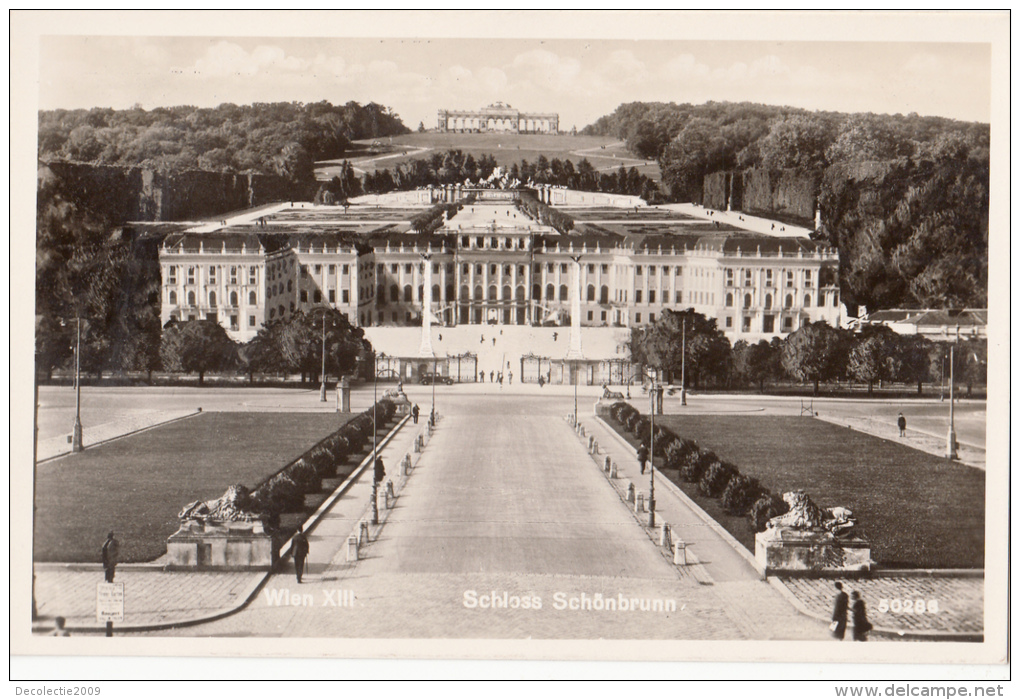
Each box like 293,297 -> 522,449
10,10 -> 1010,680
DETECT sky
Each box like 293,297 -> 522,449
37,24 -> 993,131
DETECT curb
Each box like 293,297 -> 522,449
592,414 -> 765,578
37,410 -> 202,465
33,415 -> 411,635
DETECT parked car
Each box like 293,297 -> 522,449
420,373 -> 453,385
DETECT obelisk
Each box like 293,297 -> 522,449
565,255 -> 584,360
418,252 -> 434,357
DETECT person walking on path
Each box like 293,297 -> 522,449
412,404 -> 420,425
292,526 -> 310,584
101,532 -> 119,583
374,456 -> 386,485
637,443 -> 650,475
851,591 -> 872,641
508,371 -> 513,385
490,371 -> 494,383
830,582 -> 849,640
897,412 -> 907,437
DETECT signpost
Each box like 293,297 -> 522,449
96,582 -> 124,636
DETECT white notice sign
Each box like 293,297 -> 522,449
96,582 -> 124,623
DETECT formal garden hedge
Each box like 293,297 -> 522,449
233,399 -> 396,524
610,402 -> 790,533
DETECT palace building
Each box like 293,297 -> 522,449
158,188 -> 839,382
437,102 -> 558,134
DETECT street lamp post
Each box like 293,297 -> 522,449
647,367 -> 656,528
680,319 -> 687,406
319,312 -> 328,402
946,344 -> 958,460
71,316 -> 83,453
372,355 -> 380,524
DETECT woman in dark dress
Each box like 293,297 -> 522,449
851,591 -> 873,641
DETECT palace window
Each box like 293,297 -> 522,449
636,266 -> 643,276
504,265 -> 511,276
635,290 -> 642,303
343,264 -> 350,275
168,266 -> 177,284
491,238 -> 498,249
649,290 -> 656,304
547,263 -> 554,273
287,280 -> 293,292
587,285 -> 595,301
230,315 -> 239,331
561,263 -> 568,273
518,265 -> 525,276
559,284 -> 568,301
490,265 -> 497,276
725,316 -> 733,328
786,271 -> 795,287
804,270 -> 813,288
404,285 -> 413,302
249,291 -> 257,305
783,316 -> 793,330
314,290 -> 322,303
546,284 -> 554,300
342,290 -> 350,304
804,294 -> 812,308
249,266 -> 257,285
300,291 -> 308,302
187,267 -> 196,284
230,291 -> 238,307
188,291 -> 196,306
587,310 -> 593,321
391,264 -> 398,274
209,266 -> 217,283
650,313 -> 656,323
764,294 -> 772,310
433,263 -> 440,274
405,264 -> 413,274
328,264 -> 335,275
168,290 -> 177,305
649,266 -> 656,275
744,269 -> 752,285
249,316 -> 256,328
765,269 -> 773,286
476,237 -> 484,248
743,294 -> 752,309
209,291 -> 217,307
635,313 -> 642,323
301,266 -> 308,278
534,264 -> 541,273
601,286 -> 609,304
314,264 -> 322,274
587,264 -> 595,273
229,267 -> 238,285
675,291 -> 682,303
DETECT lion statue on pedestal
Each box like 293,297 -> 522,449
766,490 -> 856,537
178,484 -> 261,524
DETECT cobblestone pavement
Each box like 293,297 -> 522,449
33,567 -> 260,630
780,577 -> 984,636
36,408 -> 198,462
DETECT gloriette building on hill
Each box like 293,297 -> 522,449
437,102 -> 558,134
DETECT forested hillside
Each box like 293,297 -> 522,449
585,102 -> 989,311
38,100 -> 409,186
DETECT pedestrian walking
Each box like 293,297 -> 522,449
851,591 -> 872,641
897,412 -> 907,437
830,582 -> 849,640
480,334 -> 485,344
479,371 -> 485,382
637,443 -> 649,475
490,371 -> 494,383
412,404 -> 420,424
50,617 -> 70,637
101,532 -> 119,583
492,337 -> 496,346
292,525 -> 310,583
508,371 -> 513,384
374,456 -> 386,485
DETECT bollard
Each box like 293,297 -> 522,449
588,436 -> 595,451
402,453 -> 412,475
635,491 -> 645,513
610,462 -> 618,479
659,523 -> 672,549
385,479 -> 395,499
346,535 -> 359,562
358,521 -> 370,546
592,440 -> 599,455
674,539 -> 687,566
428,422 -> 434,436
604,456 -> 612,473
626,481 -> 635,503
580,426 -> 586,437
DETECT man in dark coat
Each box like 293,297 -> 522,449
412,404 -> 420,424
292,526 -> 309,584
897,412 -> 907,437
374,456 -> 386,484
637,443 -> 649,475
101,532 -> 119,583
851,591 -> 872,641
831,582 -> 849,640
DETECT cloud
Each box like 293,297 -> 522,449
189,41 -> 308,77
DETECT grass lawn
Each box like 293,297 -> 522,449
609,415 -> 985,569
34,412 -> 355,563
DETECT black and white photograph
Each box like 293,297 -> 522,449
11,10 -> 1009,682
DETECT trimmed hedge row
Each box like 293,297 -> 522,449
411,201 -> 463,234
248,399 -> 397,518
609,402 -> 789,532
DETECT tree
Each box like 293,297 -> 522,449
632,309 -> 732,389
781,321 -> 852,395
417,121 -> 426,133
847,335 -> 885,394
744,338 -> 782,393
35,316 -> 72,381
160,319 -> 238,385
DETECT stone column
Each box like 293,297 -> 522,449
418,253 -> 434,356
565,256 -> 584,360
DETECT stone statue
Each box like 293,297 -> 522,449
178,484 -> 261,524
767,490 -> 856,537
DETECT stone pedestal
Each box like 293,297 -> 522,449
755,527 -> 871,574
167,520 -> 276,570
383,388 -> 411,416
337,377 -> 351,413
